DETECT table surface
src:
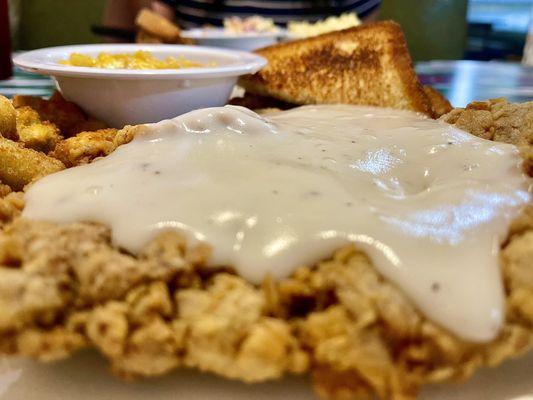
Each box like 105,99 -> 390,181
0,68 -> 55,98
417,60 -> 533,107
1,60 -> 533,108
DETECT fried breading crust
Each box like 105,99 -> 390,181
15,106 -> 62,152
51,129 -> 119,167
0,138 -> 65,191
0,95 -> 18,141
12,92 -> 107,136
49,125 -> 137,167
0,182 -> 12,198
0,99 -> 531,400
440,98 -> 533,176
0,214 -> 530,399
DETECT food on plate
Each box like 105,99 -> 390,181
50,125 -> 136,167
223,16 -> 280,34
60,50 -> 206,70
0,190 -> 23,227
0,137 -> 64,190
0,92 -> 112,190
15,106 -> 61,152
12,91 -> 107,136
0,22 -> 532,400
423,85 -> 453,116
0,95 -> 17,141
441,98 -> 533,176
0,93 -> 531,400
287,12 -> 361,38
238,22 -> 439,117
21,105 -> 530,341
135,8 -> 192,44
51,128 -> 122,167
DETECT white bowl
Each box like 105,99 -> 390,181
13,44 -> 266,127
181,28 -> 286,51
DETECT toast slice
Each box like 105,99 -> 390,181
135,8 -> 193,44
239,21 -> 435,116
423,85 -> 453,117
135,8 -> 181,42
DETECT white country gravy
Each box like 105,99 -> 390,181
23,105 -> 531,342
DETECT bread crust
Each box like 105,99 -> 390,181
424,86 -> 453,117
240,21 -> 434,116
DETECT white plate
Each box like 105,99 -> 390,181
0,351 -> 532,399
181,28 -> 287,51
13,44 -> 266,127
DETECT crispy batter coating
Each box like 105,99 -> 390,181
51,129 -> 119,167
0,99 -> 531,400
0,137 -> 65,191
0,215 -> 530,399
12,92 -> 107,136
0,192 -> 23,228
0,95 -> 18,141
15,106 -> 62,152
440,98 -> 533,175
0,182 -> 12,198
49,124 -> 141,167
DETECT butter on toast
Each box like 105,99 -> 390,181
239,21 -> 435,116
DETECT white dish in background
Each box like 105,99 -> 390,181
181,28 -> 287,51
13,44 -> 266,127
0,351 -> 532,400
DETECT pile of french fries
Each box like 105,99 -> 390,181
0,92 -> 124,191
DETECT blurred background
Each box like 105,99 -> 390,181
4,0 -> 533,106
7,0 -> 533,62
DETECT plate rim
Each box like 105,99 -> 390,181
13,44 -> 267,80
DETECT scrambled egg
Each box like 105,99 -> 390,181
60,50 -> 205,70
288,13 -> 361,38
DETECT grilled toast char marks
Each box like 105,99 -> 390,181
239,21 -> 436,117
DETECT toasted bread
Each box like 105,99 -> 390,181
423,85 -> 453,117
135,8 -> 181,42
240,21 -> 434,116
